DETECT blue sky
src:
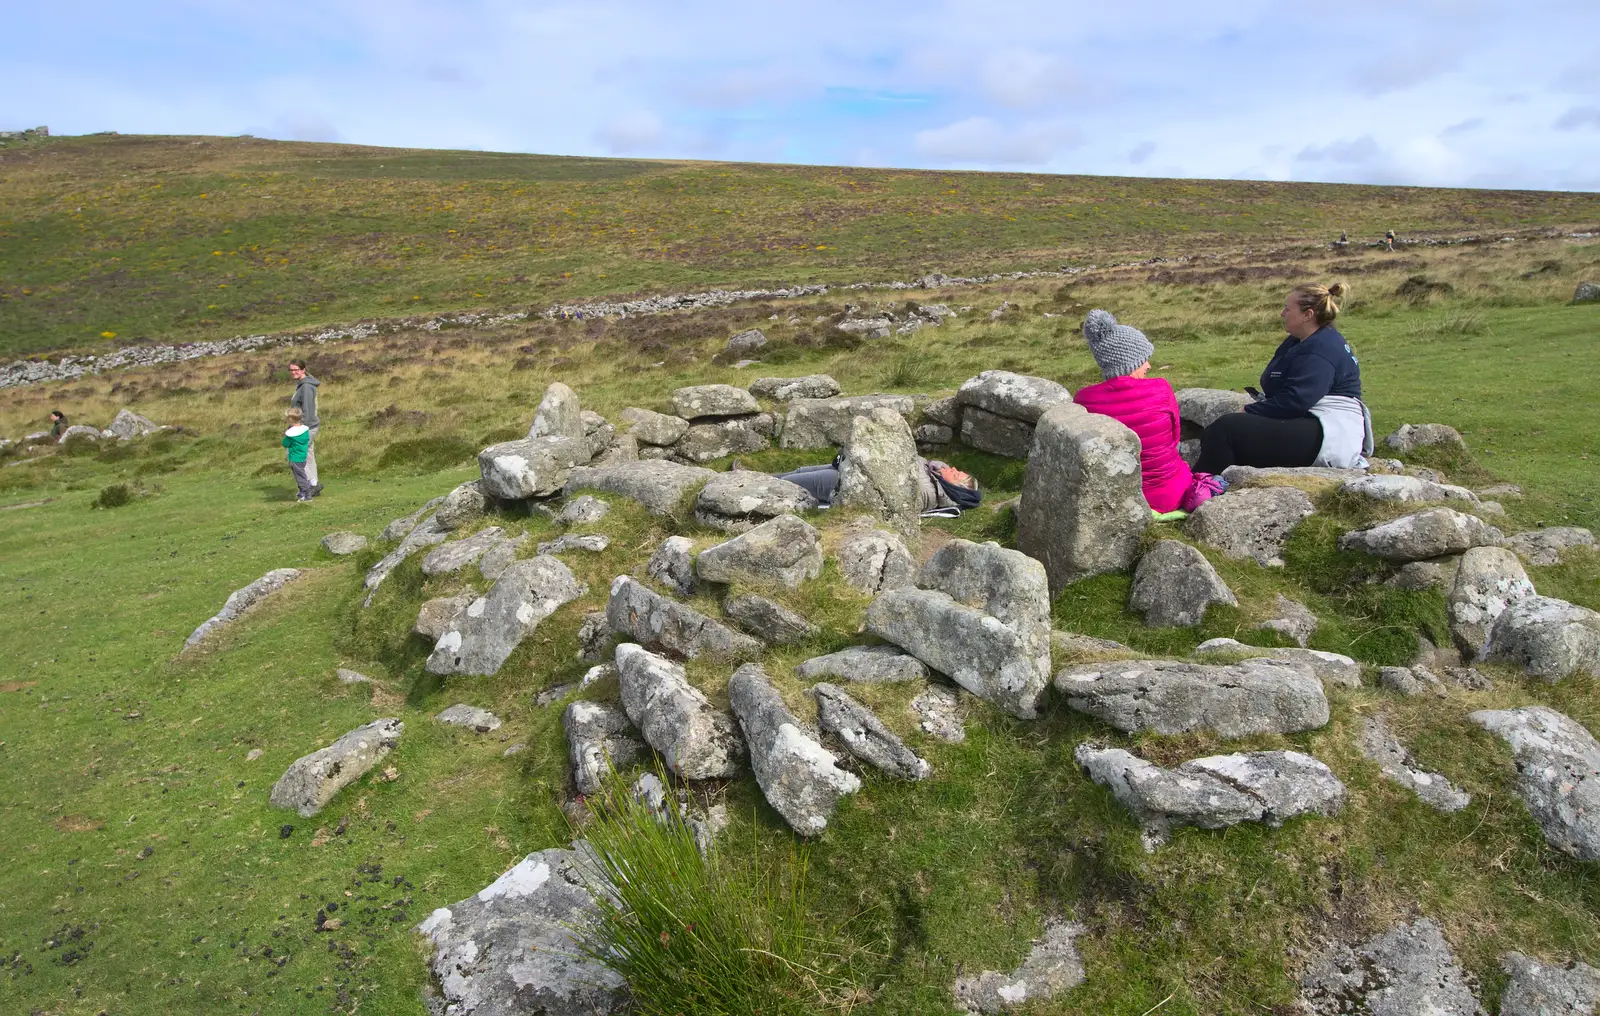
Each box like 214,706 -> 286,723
4,0 -> 1598,190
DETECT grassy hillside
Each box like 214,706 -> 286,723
2,132 -> 1598,358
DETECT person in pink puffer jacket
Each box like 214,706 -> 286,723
1073,309 -> 1226,516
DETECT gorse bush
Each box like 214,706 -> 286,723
577,773 -> 851,1016
93,483 -> 133,509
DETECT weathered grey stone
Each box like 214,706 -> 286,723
1575,281 -> 1600,304
673,416 -> 771,463
1378,665 -> 1445,697
478,435 -> 585,500
1129,540 -> 1237,627
364,516 -> 451,605
836,528 -> 916,594
1177,437 -> 1202,466
1340,473 -> 1478,505
1358,712 -> 1471,813
671,383 -> 759,420
911,684 -> 965,742
1499,952 -> 1600,1016
557,494 -> 611,525
526,381 -> 584,443
1077,745 -> 1343,849
437,704 -> 502,732
813,683 -> 930,781
415,592 -> 476,641
416,846 -> 629,1016
619,406 -> 689,447
1221,464 -> 1368,488
646,536 -> 697,597
335,668 -> 372,685
1507,526 -> 1596,566
1051,631 -> 1139,662
606,576 -> 762,659
1482,596 -> 1600,680
1447,546 -> 1535,657
749,374 -> 840,401
421,527 -> 507,576
1385,423 -> 1467,454
577,610 -> 612,662
728,664 -> 860,835
1388,555 -> 1462,591
269,719 -> 402,818
724,594 -> 817,644
1175,387 -> 1251,429
183,568 -> 303,650
381,496 -> 445,542
1056,658 -> 1328,736
953,922 -> 1085,1015
563,700 -> 646,795
922,395 -> 960,427
56,424 -> 101,443
1339,507 -> 1503,562
795,645 -> 928,684
958,406 -> 1036,459
836,407 -> 921,537
615,642 -> 746,779
107,408 -> 160,439
724,328 -> 767,355
427,557 -> 586,676
538,533 -> 610,555
1185,486 -> 1315,566
434,480 -> 489,532
956,370 -> 1073,423
564,459 -> 714,516
320,531 -> 368,555
779,394 -> 917,449
1472,705 -> 1600,860
1017,402 -> 1149,592
1193,638 -> 1362,689
914,423 -> 955,445
1300,919 -> 1484,1016
478,535 -> 525,581
696,514 -> 824,589
693,471 -> 816,531
1257,593 -> 1318,647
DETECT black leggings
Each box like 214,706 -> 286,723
1195,413 -> 1323,474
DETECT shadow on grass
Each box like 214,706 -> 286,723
256,482 -> 298,502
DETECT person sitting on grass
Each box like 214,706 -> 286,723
1073,309 -> 1226,519
282,407 -> 313,503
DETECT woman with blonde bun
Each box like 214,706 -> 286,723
1195,282 -> 1372,473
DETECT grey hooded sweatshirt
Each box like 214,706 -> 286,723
290,374 -> 320,429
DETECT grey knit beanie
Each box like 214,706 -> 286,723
1082,309 -> 1154,379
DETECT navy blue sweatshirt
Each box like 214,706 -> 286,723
1245,325 -> 1362,419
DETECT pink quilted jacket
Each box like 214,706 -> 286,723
1073,375 -> 1194,513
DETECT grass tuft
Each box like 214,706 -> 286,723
91,482 -> 133,509
375,435 -> 479,472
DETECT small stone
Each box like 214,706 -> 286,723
1378,665 -> 1445,697
1338,507 -> 1503,562
1184,487 -> 1315,567
836,529 -> 916,594
749,374 -> 841,401
1385,423 -> 1467,454
563,700 -> 646,795
415,592 -> 475,641
813,683 -> 931,780
1192,638 -> 1361,689
537,533 -> 610,555
557,494 -> 611,525
1472,705 -> 1600,860
671,383 -> 759,420
1299,919 -> 1483,1016
696,514 -> 824,589
1447,546 -> 1535,657
1499,951 -> 1600,1016
724,328 -> 767,355
646,536 -> 698,596
527,381 -> 585,442
420,526 -> 507,576
1506,526 -> 1595,566
436,704 -> 502,732
795,645 -> 928,684
693,472 -> 816,532
269,719 -> 403,818
1482,595 -> 1600,681
724,594 -> 818,644
320,532 -> 367,555
1129,541 -> 1237,628
246,748 -> 264,762
183,568 -> 304,651
911,684 -> 965,743
619,407 -> 690,447
606,576 -> 762,659
433,480 -> 489,531
1358,712 -> 1471,813
953,922 -> 1085,1014
334,668 -> 372,685
1255,594 -> 1318,647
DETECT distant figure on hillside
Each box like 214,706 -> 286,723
1194,282 -> 1372,474
287,359 -> 323,497
282,407 -> 313,503
49,409 -> 68,440
1073,310 -> 1226,519
1384,229 -> 1396,252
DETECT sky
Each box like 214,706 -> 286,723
3,0 -> 1598,191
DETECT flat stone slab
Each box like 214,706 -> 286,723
565,460 -> 716,516
868,588 -> 1048,719
184,567 -> 303,650
436,704 -> 503,732
615,642 -> 746,779
1506,526 -> 1596,566
813,683 -> 930,781
1222,464 -> 1368,488
1470,705 -> 1600,860
696,514 -> 824,588
478,435 -> 584,499
1175,387 -> 1251,429
671,383 -> 759,420
953,921 -> 1086,1014
619,406 -> 689,447
693,471 -> 817,532
364,516 -> 450,606
537,533 -> 610,555
1341,473 -> 1478,504
779,394 -> 917,449
416,846 -> 629,1016
1193,638 -> 1361,689
606,576 -> 762,659
1299,919 -> 1484,1016
1358,712 -> 1471,812
1055,658 -> 1329,737
729,664 -> 860,835
749,374 -> 840,401
956,370 -> 1073,423
421,527 -> 507,576
269,719 -> 402,818
1339,507 -> 1503,562
320,531 -> 367,555
672,416 -> 772,462
796,645 -> 928,684
427,557 -> 586,676
724,593 -> 818,644
1500,951 -> 1600,1016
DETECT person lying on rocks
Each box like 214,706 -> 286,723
1194,282 -> 1373,475
1074,309 -> 1226,520
772,456 -> 979,517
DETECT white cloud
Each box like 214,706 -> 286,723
914,116 -> 1082,165
978,50 -> 1081,108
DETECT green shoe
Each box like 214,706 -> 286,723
1150,508 -> 1189,522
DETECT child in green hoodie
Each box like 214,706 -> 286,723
282,408 -> 312,502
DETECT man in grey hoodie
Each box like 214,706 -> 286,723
288,359 -> 323,496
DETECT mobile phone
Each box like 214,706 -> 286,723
1245,386 -> 1262,400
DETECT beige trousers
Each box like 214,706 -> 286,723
305,426 -> 319,487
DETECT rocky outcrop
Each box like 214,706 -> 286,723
1056,658 -> 1329,736
1076,745 -> 1344,849
1506,526 -> 1596,566
749,374 -> 840,401
478,535 -> 525,580
1017,402 -> 1148,592
478,435 -> 585,500
1471,705 -> 1600,860
673,416 -> 772,462
1184,487 -> 1314,567
779,394 -> 917,449
1385,423 -> 1467,454
1129,541 -> 1237,627
557,494 -> 611,525
619,406 -> 690,447
812,684 -> 931,780
1299,919 -> 1484,1016
564,460 -> 715,516
1192,638 -> 1361,689
415,592 -> 475,641
1481,596 -> 1600,680
693,471 -> 816,532
1338,507 -> 1502,562
416,846 -> 630,1016
420,526 -> 507,576
953,921 -> 1085,1014
183,568 -> 303,650
645,536 -> 697,597
671,383 -> 759,419
695,514 -> 824,588
436,704 -> 503,732
615,643 -> 745,778
1358,712 -> 1471,813
728,664 -> 860,835
427,557 -> 585,676
795,645 -> 928,684
724,594 -> 818,644
269,719 -> 403,817
836,407 -> 921,537
1446,546 -> 1535,657
606,576 -> 762,659
320,531 -> 367,555
563,700 -> 647,795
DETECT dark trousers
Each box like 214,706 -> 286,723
776,464 -> 840,506
1195,413 -> 1323,474
290,461 -> 313,499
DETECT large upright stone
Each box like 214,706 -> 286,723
426,557 -> 586,676
606,576 -> 762,659
728,664 -> 860,835
615,643 -> 745,779
434,480 -> 489,531
1017,402 -> 1149,592
1471,706 -> 1600,860
779,394 -> 917,449
694,472 -> 816,532
1447,546 -> 1535,658
1481,596 -> 1600,680
1184,487 -> 1314,567
269,719 -> 403,817
1055,658 -> 1329,736
956,370 -> 1073,423
836,408 -> 921,538
695,514 -> 824,588
1129,541 -> 1237,628
527,381 -> 584,441
478,435 -> 585,500
1337,507 -> 1503,562
671,384 -> 758,420
564,460 -> 715,516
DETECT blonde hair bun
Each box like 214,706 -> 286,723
1293,282 -> 1348,326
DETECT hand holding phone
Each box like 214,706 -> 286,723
1245,386 -> 1262,400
